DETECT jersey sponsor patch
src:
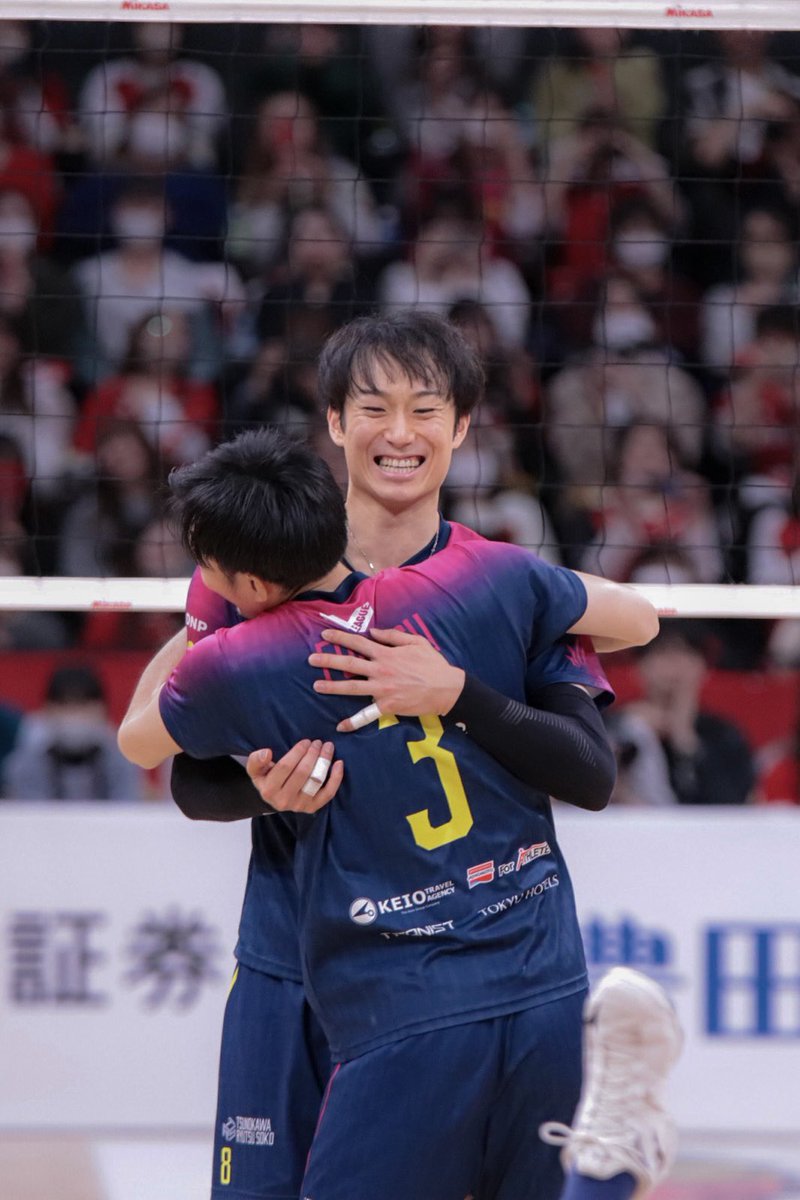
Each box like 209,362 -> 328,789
467,860 -> 495,888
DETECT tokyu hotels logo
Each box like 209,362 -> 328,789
349,880 -> 455,925
221,1116 -> 275,1146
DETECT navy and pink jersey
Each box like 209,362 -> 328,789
183,565 -> 347,982
166,523 -> 611,1058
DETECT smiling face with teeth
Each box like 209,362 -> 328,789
327,355 -> 470,515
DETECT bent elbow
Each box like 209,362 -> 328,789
564,753 -> 616,812
117,723 -> 160,771
629,595 -> 660,647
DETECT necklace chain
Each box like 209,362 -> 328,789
349,523 -> 440,575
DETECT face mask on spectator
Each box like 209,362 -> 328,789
112,207 -> 166,244
127,111 -> 189,162
613,233 -> 669,269
0,217 -> 36,254
593,309 -> 657,351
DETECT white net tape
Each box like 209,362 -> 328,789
8,1 -> 800,31
1,578 -> 798,617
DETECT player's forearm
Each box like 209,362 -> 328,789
570,573 -> 659,650
171,753 -> 267,821
117,630 -> 187,767
445,679 -> 616,811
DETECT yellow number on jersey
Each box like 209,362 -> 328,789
380,714 -> 473,850
220,1146 -> 232,1185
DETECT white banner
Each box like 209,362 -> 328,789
1,806 -> 798,1133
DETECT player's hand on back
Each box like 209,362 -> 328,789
309,628 -> 466,732
246,739 -> 344,813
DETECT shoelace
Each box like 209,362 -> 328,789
540,1040 -> 648,1150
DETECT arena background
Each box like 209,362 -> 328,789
0,9 -> 799,1197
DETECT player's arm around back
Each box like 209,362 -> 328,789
569,572 -> 659,653
117,629 -> 186,769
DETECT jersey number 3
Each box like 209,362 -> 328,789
380,714 -> 474,850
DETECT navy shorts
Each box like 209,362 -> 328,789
211,963 -> 331,1199
301,989 -> 585,1200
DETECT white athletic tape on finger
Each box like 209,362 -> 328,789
348,702 -> 382,730
300,754 -> 331,797
309,754 -> 331,783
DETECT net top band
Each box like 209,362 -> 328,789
12,0 -> 800,31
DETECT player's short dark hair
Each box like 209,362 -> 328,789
169,428 -> 347,593
319,310 -> 484,421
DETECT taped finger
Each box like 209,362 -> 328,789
300,753 -> 332,796
347,702 -> 382,731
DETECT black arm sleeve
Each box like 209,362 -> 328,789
170,752 -> 269,822
444,677 -> 616,811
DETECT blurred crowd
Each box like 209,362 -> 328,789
2,19 -> 800,802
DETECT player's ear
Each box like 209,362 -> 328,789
246,575 -> 274,607
452,412 -> 470,450
327,406 -> 346,447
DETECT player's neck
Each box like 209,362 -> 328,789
302,561 -> 352,595
345,494 -> 440,572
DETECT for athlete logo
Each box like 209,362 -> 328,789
349,897 -> 377,925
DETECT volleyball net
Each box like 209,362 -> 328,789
1,6 -> 800,630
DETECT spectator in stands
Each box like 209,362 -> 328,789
446,418 -> 562,563
0,84 -> 59,242
573,199 -> 700,362
57,96 -> 228,264
237,24 -> 385,165
255,206 -> 370,351
761,98 -> 800,210
544,108 -> 684,301
72,180 -> 244,384
0,20 -> 77,157
580,421 -> 724,584
447,296 -> 551,491
369,24 -> 526,124
222,338 -> 317,440
0,188 -> 86,363
742,457 -> 800,669
0,695 -> 20,795
78,21 -> 227,171
73,309 -> 218,468
701,206 -> 799,374
530,27 -> 667,151
390,26 -> 479,173
59,420 -> 167,579
546,275 -> 705,504
681,32 -> 800,280
611,622 -> 756,806
713,304 -> 800,481
379,213 -> 531,347
447,90 -> 546,256
0,532 -> 69,648
80,514 -> 189,653
0,313 -> 75,505
2,663 -> 142,800
226,90 -> 385,276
